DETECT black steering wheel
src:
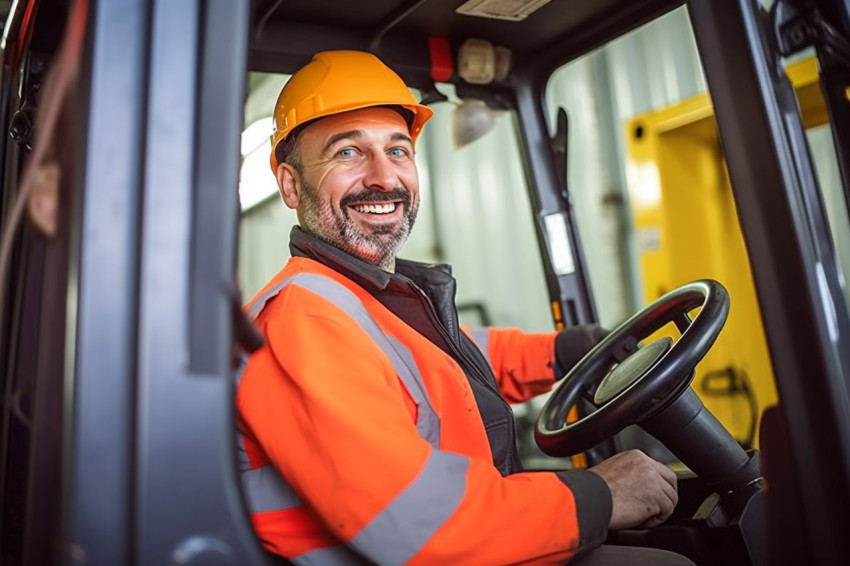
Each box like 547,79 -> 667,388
535,280 -> 759,488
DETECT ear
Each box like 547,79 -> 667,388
27,161 -> 61,238
277,162 -> 301,209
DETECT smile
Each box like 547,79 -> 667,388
352,202 -> 398,214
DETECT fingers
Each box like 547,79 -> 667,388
651,476 -> 678,525
589,450 -> 680,530
650,457 -> 679,520
652,456 -> 678,488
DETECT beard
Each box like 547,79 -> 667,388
299,180 -> 418,271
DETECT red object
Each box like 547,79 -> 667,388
428,36 -> 454,82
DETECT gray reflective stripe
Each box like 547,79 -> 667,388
469,327 -> 492,368
258,452 -> 470,566
248,279 -> 289,320
284,272 -> 441,449
292,545 -> 369,566
387,335 -> 440,447
243,273 -> 440,446
234,352 -> 249,387
236,433 -> 251,473
350,449 -> 469,565
242,465 -> 302,514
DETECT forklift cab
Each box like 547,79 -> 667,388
1,0 -> 849,565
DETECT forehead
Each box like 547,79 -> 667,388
299,107 -> 411,149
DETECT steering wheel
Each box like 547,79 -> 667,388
535,280 -> 759,486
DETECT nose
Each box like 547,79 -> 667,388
362,153 -> 398,192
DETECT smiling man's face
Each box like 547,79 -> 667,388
277,107 -> 420,271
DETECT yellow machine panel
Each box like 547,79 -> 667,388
624,59 -> 827,448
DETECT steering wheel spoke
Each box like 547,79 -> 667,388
674,312 -> 693,334
610,334 -> 640,363
581,387 -> 600,408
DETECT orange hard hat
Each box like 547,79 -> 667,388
269,50 -> 434,173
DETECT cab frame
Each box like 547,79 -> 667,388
1,0 -> 849,564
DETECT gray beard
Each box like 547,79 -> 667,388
299,182 -> 418,271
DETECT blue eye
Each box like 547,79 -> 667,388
338,148 -> 355,158
389,148 -> 407,157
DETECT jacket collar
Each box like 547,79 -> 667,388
287,226 -> 454,293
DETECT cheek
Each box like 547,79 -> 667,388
401,168 -> 420,196
313,168 -> 355,206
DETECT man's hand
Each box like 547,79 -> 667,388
554,324 -> 609,374
589,449 -> 678,530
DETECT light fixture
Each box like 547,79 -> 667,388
451,98 -> 497,149
451,38 -> 511,149
457,38 -> 512,85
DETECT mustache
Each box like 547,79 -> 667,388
340,187 -> 412,209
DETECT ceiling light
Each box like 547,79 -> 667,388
451,98 -> 496,149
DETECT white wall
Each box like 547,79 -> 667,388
416,91 -> 553,331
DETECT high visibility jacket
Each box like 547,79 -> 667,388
236,228 -> 612,565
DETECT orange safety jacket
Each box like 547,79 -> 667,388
236,228 -> 612,565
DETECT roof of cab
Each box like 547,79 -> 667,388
250,0 -> 684,87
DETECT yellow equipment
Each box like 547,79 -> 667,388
624,58 -> 828,448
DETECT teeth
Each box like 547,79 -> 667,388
354,203 -> 396,214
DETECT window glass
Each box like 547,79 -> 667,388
544,6 -> 783,455
808,124 -> 850,314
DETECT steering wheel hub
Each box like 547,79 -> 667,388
594,337 -> 672,404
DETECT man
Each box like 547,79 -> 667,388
237,50 -> 690,565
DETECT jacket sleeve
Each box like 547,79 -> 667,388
239,286 -> 611,566
463,325 -> 561,404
